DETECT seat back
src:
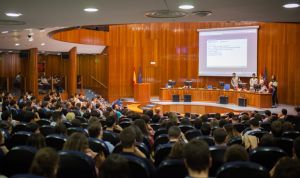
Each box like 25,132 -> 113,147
103,130 -> 120,146
249,147 -> 287,171
154,144 -> 172,167
119,121 -> 132,129
156,159 -> 188,178
12,123 -> 28,133
282,131 -> 300,140
45,134 -> 67,151
260,122 -> 271,132
154,134 -> 169,151
10,174 -> 45,178
122,154 -> 151,178
113,143 -> 150,158
67,127 -> 88,136
57,150 -> 97,178
274,137 -> 294,157
150,123 -> 160,131
227,137 -> 243,146
233,123 -> 245,133
154,128 -> 168,140
194,136 -> 215,146
75,116 -> 87,123
6,131 -> 32,149
2,146 -> 37,177
178,125 -> 194,133
36,119 -> 51,126
248,131 -> 269,140
88,137 -> 109,156
40,125 -> 55,136
209,146 -> 227,177
216,161 -> 270,178
185,129 -> 202,141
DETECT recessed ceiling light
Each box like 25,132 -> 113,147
41,43 -> 45,46
8,51 -> 13,53
40,29 -> 45,32
5,12 -> 23,17
84,8 -> 98,12
1,31 -> 9,34
15,43 -> 20,46
179,4 -> 194,10
28,38 -> 34,42
283,2 -> 300,8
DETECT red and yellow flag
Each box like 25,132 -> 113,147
133,66 -> 137,84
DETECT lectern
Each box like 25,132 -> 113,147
134,83 -> 150,103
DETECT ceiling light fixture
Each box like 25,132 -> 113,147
15,43 -> 20,46
1,31 -> 9,34
28,38 -> 34,42
179,4 -> 194,10
41,43 -> 45,46
283,0 -> 300,8
5,12 -> 23,17
84,8 -> 98,12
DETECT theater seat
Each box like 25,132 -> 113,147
155,159 -> 188,178
282,131 -> 300,140
119,121 -> 132,129
154,134 -> 169,151
194,136 -> 215,146
36,119 -> 51,126
185,129 -> 202,141
249,147 -> 286,171
216,161 -> 270,178
209,146 -> 227,177
154,143 -> 172,167
67,127 -> 88,136
178,125 -> 194,133
45,134 -> 67,151
103,130 -> 120,146
121,154 -> 152,178
113,142 -> 150,158
10,174 -> 44,178
12,123 -> 28,133
227,137 -> 243,146
260,122 -> 271,132
150,123 -> 160,131
57,150 -> 97,178
40,125 -> 55,136
274,137 -> 294,157
2,146 -> 37,177
6,131 -> 32,149
88,137 -> 109,157
248,131 -> 269,140
154,128 -> 168,140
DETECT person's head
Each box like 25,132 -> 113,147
272,157 -> 300,178
168,141 -> 184,159
232,73 -> 236,77
224,145 -> 249,162
183,140 -> 211,175
213,128 -> 227,145
252,73 -> 256,78
180,117 -> 191,126
293,137 -> 300,159
271,121 -> 283,137
281,109 -> 288,116
88,122 -> 102,139
54,123 -> 67,135
26,122 -> 40,134
1,110 -> 12,121
70,118 -> 81,128
119,127 -> 136,149
66,112 -> 75,122
30,147 -> 59,178
272,75 -> 276,80
168,126 -> 181,141
295,106 -> 300,114
27,133 -> 46,149
249,118 -> 260,129
282,122 -> 294,132
259,134 -> 275,147
201,123 -> 211,136
99,154 -> 129,178
106,116 -> 116,128
194,118 -> 202,130
63,132 -> 89,152
265,110 -> 272,117
133,119 -> 147,136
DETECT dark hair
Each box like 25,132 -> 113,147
30,147 -> 59,178
100,154 -> 129,178
71,118 -> 81,127
26,122 -> 39,133
54,123 -> 67,135
183,139 -> 210,172
201,123 -> 211,136
27,133 -> 46,149
63,132 -> 89,152
88,122 -> 102,138
265,110 -> 272,117
224,145 -> 249,162
273,157 -> 300,178
281,109 -> 288,115
213,128 -> 227,145
133,119 -> 148,136
1,110 -> 12,121
259,134 -> 275,147
219,119 -> 228,128
106,116 -> 116,127
168,141 -> 184,159
194,118 -> 202,130
180,118 -> 191,126
168,126 -> 181,139
294,137 -> 300,159
249,118 -> 260,127
271,121 -> 283,137
119,127 -> 136,148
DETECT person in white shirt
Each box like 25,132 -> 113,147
231,73 -> 240,89
249,73 -> 258,91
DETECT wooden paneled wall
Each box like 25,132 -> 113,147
0,53 -> 21,77
38,54 -> 68,76
107,22 -> 300,105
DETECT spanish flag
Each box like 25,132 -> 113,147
133,66 -> 137,84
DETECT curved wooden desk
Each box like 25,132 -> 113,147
159,88 -> 272,108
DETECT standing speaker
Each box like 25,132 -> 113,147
172,95 -> 179,102
219,96 -> 228,104
238,98 -> 247,107
184,94 -> 191,102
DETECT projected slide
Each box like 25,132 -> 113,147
207,39 -> 247,68
198,26 -> 258,77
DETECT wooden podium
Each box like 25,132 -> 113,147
134,83 -> 150,103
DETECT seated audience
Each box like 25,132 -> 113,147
26,133 -> 46,149
244,118 -> 261,135
271,121 -> 283,137
168,141 -> 185,160
99,154 -> 129,178
213,128 -> 227,146
183,140 -> 211,178
271,157 -> 300,178
224,145 -> 249,162
88,122 -> 114,153
30,147 -> 59,178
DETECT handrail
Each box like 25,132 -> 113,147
89,75 -> 108,89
